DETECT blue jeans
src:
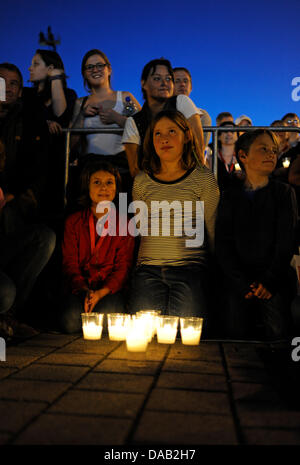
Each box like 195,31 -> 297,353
60,291 -> 126,334
129,264 -> 209,330
0,224 -> 56,315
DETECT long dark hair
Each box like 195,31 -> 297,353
78,159 -> 122,208
142,110 -> 203,174
33,49 -> 67,102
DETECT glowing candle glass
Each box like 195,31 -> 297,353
282,157 -> 290,168
136,310 -> 161,341
107,313 -> 130,341
156,316 -> 179,344
126,317 -> 149,352
180,317 -> 203,345
234,162 -> 241,171
81,313 -> 104,340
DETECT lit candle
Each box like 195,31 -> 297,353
109,324 -> 127,341
136,311 -> 160,341
234,162 -> 241,171
126,318 -> 148,352
108,314 -> 130,341
181,326 -> 201,345
282,158 -> 290,168
82,321 -> 102,340
180,317 -> 203,346
157,324 -> 177,344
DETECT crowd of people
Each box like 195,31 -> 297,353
0,49 -> 299,342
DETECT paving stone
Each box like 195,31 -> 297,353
236,403 -> 300,428
22,333 -> 79,348
243,428 -> 300,445
108,341 -> 168,361
231,382 -> 299,431
49,389 -> 144,418
156,372 -> 227,392
13,413 -> 132,445
145,388 -> 231,415
3,353 -> 41,369
7,345 -> 53,357
231,382 -> 281,403
12,364 -> 90,383
0,378 -> 71,402
168,342 -> 222,362
94,359 -> 160,375
37,353 -> 104,367
0,399 -> 47,433
162,359 -> 225,375
76,372 -> 153,394
56,338 -> 119,355
223,343 -> 265,368
0,367 -> 17,380
227,365 -> 270,383
133,411 -> 238,445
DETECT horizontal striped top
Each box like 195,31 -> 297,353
132,165 -> 220,266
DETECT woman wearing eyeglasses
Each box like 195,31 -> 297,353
69,49 -> 141,201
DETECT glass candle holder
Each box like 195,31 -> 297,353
156,316 -> 179,344
126,316 -> 149,352
282,157 -> 290,168
136,310 -> 161,341
81,313 -> 104,340
180,317 -> 203,345
107,313 -> 130,341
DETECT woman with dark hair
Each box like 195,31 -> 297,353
216,121 -> 240,191
27,49 -> 77,132
25,50 -> 77,227
70,49 -> 141,173
129,110 -> 219,332
216,129 -> 298,340
60,160 -> 135,334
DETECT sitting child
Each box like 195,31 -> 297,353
216,129 -> 298,341
60,160 -> 135,333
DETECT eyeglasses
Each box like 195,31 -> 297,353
85,63 -> 107,72
286,119 -> 299,124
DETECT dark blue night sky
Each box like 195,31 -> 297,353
2,0 -> 300,125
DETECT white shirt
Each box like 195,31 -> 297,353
122,94 -> 201,146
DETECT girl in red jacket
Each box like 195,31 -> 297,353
60,160 -> 135,333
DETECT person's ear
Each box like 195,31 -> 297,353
238,150 -> 247,163
184,130 -> 191,143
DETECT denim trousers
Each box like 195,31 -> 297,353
60,291 -> 126,334
0,224 -> 56,315
129,264 -> 209,329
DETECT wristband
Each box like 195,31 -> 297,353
49,75 -> 63,82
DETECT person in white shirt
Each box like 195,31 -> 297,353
122,58 -> 204,177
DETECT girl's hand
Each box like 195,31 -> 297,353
47,120 -> 62,134
98,107 -> 118,125
84,288 -> 110,313
248,282 -> 272,300
82,94 -> 101,117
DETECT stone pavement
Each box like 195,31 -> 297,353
0,332 -> 300,446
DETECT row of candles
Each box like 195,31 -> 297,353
81,310 -> 203,352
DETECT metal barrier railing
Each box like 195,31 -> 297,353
62,125 -> 300,203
